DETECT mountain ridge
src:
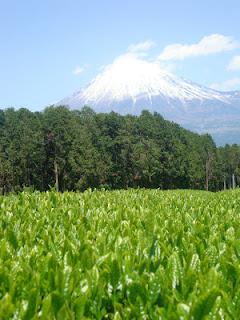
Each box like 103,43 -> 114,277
57,54 -> 240,145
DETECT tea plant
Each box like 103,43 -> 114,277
0,189 -> 240,319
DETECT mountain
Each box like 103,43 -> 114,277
57,54 -> 240,145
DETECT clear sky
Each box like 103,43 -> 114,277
1,0 -> 240,110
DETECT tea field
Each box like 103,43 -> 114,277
1,189 -> 240,319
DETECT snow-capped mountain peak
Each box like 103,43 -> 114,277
57,53 -> 240,145
58,53 -> 228,108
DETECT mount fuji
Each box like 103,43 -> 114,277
57,54 -> 240,145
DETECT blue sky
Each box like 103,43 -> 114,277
1,0 -> 240,110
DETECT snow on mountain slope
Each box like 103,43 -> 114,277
57,53 -> 240,145
58,53 -> 229,107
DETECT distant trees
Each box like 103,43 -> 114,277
217,144 -> 240,189
0,105 -> 239,194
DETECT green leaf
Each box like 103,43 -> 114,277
6,229 -> 18,250
22,289 -> 38,320
51,291 -> 64,316
127,282 -> 147,305
190,289 -> 220,320
110,259 -> 120,289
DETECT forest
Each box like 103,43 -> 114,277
0,106 -> 239,194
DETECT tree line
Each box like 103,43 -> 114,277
0,106 -> 239,194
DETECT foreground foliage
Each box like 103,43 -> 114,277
1,189 -> 240,319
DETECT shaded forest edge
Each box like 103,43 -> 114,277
0,106 -> 239,194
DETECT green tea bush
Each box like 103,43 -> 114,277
0,189 -> 240,319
